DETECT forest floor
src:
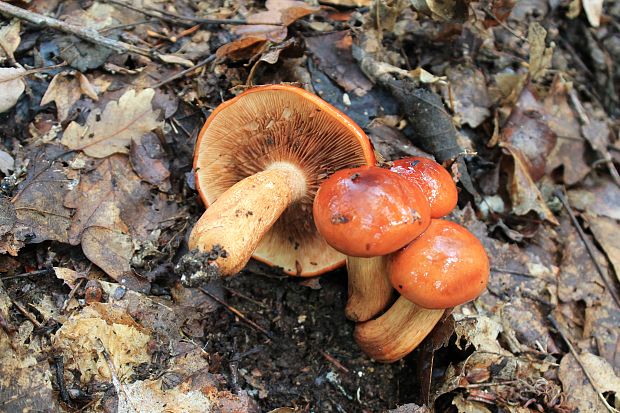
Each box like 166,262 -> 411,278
0,0 -> 619,412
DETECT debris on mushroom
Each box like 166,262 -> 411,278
313,165 -> 431,321
354,219 -> 490,362
189,85 -> 375,277
390,156 -> 458,218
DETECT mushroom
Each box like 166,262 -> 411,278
354,219 -> 490,362
312,166 -> 431,321
390,157 -> 458,218
189,85 -> 375,276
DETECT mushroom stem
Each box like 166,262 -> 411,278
354,296 -> 444,363
188,163 -> 306,276
345,256 -> 394,322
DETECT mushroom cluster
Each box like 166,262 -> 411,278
313,157 -> 489,362
189,84 -> 488,363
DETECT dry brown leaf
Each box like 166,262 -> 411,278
320,0 -> 371,6
11,146 -> 72,245
559,352 -> 620,412
159,53 -> 195,68
527,22 -> 553,81
504,147 -> 559,224
54,266 -> 84,289
129,133 -> 170,191
216,36 -> 268,61
585,214 -> 620,282
305,31 -> 373,97
61,88 -> 161,158
77,72 -> 98,100
568,179 -> 620,220
444,65 -> 491,128
0,67 -> 25,113
82,224 -> 133,281
583,0 -> 604,27
0,20 -> 21,62
544,78 -> 590,185
53,304 -> 151,383
41,73 -> 82,122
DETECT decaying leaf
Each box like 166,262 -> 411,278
586,214 -> 620,282
0,67 -> 25,113
129,133 -> 171,191
527,22 -> 553,81
305,31 -> 373,97
61,88 -> 161,158
544,78 -> 590,184
40,73 -> 82,122
53,303 -> 151,383
0,19 -> 21,62
504,147 -> 559,224
54,266 -> 85,289
568,179 -> 620,220
559,352 -> 620,412
10,145 -> 72,245
443,65 -> 491,128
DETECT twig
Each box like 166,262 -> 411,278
104,0 -> 266,26
53,355 -> 71,403
199,287 -> 272,339
0,2 -> 171,63
96,338 -> 137,413
554,188 -> 620,308
1,268 -> 52,280
11,300 -> 42,328
548,315 -> 620,413
481,6 -> 527,42
320,350 -> 350,374
222,286 -> 268,308
151,55 -> 215,88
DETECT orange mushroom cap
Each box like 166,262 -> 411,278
313,166 -> 431,257
193,85 -> 375,276
390,157 -> 458,218
389,219 -> 489,309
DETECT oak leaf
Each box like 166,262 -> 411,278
61,88 -> 161,158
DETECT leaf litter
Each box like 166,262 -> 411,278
1,0 -> 620,412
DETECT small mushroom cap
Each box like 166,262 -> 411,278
390,157 -> 458,218
193,85 -> 375,276
389,220 -> 489,309
313,166 -> 431,257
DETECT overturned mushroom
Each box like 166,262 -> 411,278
313,166 -> 431,321
189,85 -> 375,276
355,219 -> 490,362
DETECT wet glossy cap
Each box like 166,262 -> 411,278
389,220 -> 489,309
390,157 -> 458,218
313,166 -> 431,257
193,85 -> 375,276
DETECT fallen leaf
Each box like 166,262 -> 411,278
65,155 -> 148,244
159,53 -> 195,68
61,88 -> 161,158
0,198 -> 15,237
411,0 -> 467,20
452,394 -> 493,413
0,20 -> 21,62
54,266 -> 85,289
10,145 -> 72,245
585,214 -> 620,282
444,65 -> 491,128
129,133 -> 171,191
40,73 -> 83,122
527,22 -> 553,81
501,87 -> 557,181
583,0 -> 604,27
53,304 -> 151,383
544,78 -> 590,184
77,72 -> 98,101
82,224 -> 134,282
504,147 -> 559,224
305,31 -> 373,97
0,67 -> 25,113
568,179 -> 620,220
0,149 -> 14,174
559,352 -> 620,412
216,36 -> 268,61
